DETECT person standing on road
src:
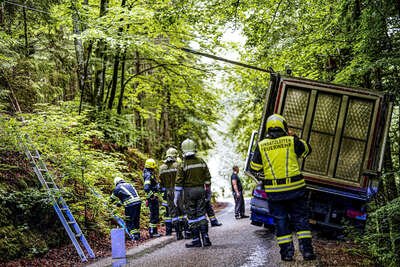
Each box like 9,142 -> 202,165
143,158 -> 161,238
231,165 -> 248,219
174,138 -> 212,248
110,176 -> 142,240
160,147 -> 184,240
250,114 -> 316,262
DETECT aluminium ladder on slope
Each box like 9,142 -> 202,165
19,133 -> 95,262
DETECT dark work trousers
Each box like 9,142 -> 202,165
205,200 -> 215,218
166,189 -> 183,223
148,196 -> 160,227
233,191 -> 245,217
125,202 -> 141,232
184,187 -> 207,230
268,191 -> 311,239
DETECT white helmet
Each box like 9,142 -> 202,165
181,138 -> 196,157
166,147 -> 178,159
114,176 -> 124,186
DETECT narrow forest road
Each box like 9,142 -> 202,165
89,201 -> 319,267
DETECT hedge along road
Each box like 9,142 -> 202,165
88,201 -> 319,267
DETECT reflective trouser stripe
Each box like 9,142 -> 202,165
164,217 -> 172,223
188,215 -> 207,224
130,229 -> 139,234
277,234 -> 293,245
297,230 -> 312,239
172,217 -> 180,222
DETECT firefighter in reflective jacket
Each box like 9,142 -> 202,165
143,158 -> 161,238
110,176 -> 142,240
160,147 -> 184,240
250,114 -> 316,261
174,139 -> 212,247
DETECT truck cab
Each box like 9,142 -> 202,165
245,74 -> 393,230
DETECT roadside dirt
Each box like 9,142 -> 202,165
3,202 -> 373,267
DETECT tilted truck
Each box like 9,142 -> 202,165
245,74 -> 393,231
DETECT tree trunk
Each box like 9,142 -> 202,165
117,49 -> 127,114
94,0 -> 108,109
133,51 -> 145,149
108,49 -> 120,110
160,87 -> 171,143
23,6 -> 28,57
107,0 -> 126,110
0,2 -> 4,31
71,2 -> 87,114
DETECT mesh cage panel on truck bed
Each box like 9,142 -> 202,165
273,77 -> 389,191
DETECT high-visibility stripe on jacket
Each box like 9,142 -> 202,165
250,135 -> 310,193
111,182 -> 141,207
159,161 -> 180,189
175,155 -> 211,189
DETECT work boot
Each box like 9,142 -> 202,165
200,224 -> 212,247
299,238 -> 316,260
149,227 -> 161,238
185,228 -> 202,248
279,242 -> 294,261
165,222 -> 173,236
210,218 -> 222,227
174,223 -> 183,240
182,221 -> 192,239
133,233 -> 140,241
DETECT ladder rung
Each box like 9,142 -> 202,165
76,233 -> 82,238
68,221 -> 76,224
38,168 -> 48,172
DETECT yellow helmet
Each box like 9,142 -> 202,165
145,158 -> 157,169
181,139 -> 196,157
166,147 -> 178,159
266,114 -> 288,133
114,176 -> 124,186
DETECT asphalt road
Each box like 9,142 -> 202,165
118,200 -> 319,267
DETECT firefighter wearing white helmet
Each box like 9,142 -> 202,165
175,138 -> 212,247
110,176 -> 142,240
250,114 -> 315,261
143,158 -> 161,238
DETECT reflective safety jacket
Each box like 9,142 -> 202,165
175,155 -> 211,190
143,168 -> 159,198
159,160 -> 180,190
111,181 -> 141,207
250,134 -> 311,193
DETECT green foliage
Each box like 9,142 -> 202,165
360,197 -> 400,266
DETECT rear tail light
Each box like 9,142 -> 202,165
253,189 -> 268,199
346,209 -> 367,220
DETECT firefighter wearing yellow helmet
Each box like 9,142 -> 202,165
250,114 -> 316,261
143,158 -> 161,238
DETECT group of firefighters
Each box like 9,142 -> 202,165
110,113 -> 316,261
110,138 -> 222,248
